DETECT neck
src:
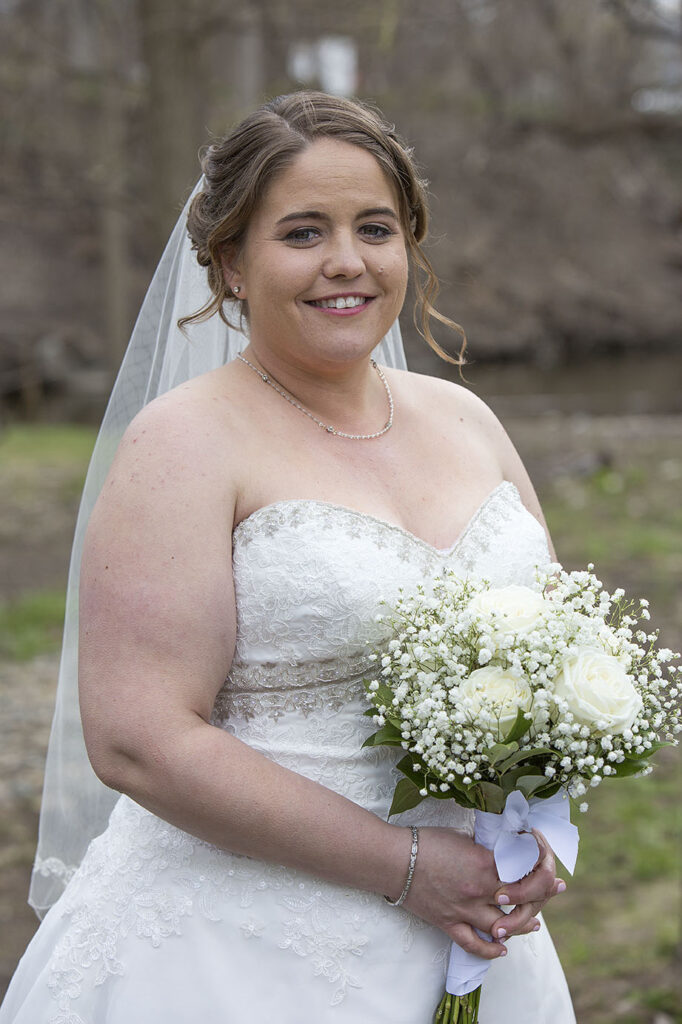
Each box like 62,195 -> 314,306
242,344 -> 386,434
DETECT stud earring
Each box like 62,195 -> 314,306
233,285 -> 241,295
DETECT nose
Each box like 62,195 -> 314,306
321,230 -> 365,279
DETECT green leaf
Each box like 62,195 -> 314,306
429,787 -> 459,801
485,741 -> 518,767
640,740 -> 672,756
533,781 -> 562,800
363,681 -> 395,708
388,777 -> 425,817
395,754 -> 429,787
500,764 -> 543,794
502,707 -> 533,744
516,774 -> 550,798
611,758 -> 649,778
447,773 -> 475,796
473,781 -> 505,813
497,747 -> 553,775
449,789 -> 478,810
361,721 -> 403,749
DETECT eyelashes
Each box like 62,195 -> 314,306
284,224 -> 396,246
284,228 -> 320,245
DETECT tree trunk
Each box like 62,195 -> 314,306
138,0 -> 208,250
97,0 -> 130,372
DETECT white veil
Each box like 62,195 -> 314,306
28,179 -> 408,917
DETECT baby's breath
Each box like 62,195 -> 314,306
363,567 -> 681,816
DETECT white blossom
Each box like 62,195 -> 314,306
363,563 -> 680,821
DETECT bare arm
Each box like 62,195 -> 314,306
79,389 -> 558,957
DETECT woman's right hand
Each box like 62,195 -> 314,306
399,826 -> 563,959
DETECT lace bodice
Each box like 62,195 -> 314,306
212,481 -> 550,724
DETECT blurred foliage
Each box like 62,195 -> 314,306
2,0 -> 682,423
537,448 -> 682,1023
0,590 -> 66,661
0,425 -> 96,467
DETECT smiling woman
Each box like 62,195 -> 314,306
220,139 -> 409,380
180,91 -> 463,369
0,92 -> 575,1024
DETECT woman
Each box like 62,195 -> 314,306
1,92 -> 575,1022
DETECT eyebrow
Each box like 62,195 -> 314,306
275,206 -> 400,227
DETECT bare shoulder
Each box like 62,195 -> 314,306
83,367 -> 244,587
391,367 -> 507,441
391,368 -> 556,554
112,367 -> 245,482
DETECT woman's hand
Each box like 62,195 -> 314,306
490,829 -> 566,940
398,826 -> 564,959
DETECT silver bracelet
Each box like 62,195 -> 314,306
384,826 -> 419,907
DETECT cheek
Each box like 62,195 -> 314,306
386,252 -> 409,303
273,256 -> 320,298
372,241 -> 407,281
384,247 -> 409,286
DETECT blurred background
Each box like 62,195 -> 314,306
0,0 -> 680,1020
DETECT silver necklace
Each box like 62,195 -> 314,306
237,354 -> 394,440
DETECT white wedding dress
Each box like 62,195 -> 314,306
1,481 -> 575,1023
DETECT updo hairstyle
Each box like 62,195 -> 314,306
182,90 -> 465,366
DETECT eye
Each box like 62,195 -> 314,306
284,227 -> 320,246
360,223 -> 395,241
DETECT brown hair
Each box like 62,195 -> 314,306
181,90 -> 465,366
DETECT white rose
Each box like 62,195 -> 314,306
468,585 -> 549,634
553,647 -> 642,734
459,665 -> 533,733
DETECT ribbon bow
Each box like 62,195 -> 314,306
475,789 -> 579,883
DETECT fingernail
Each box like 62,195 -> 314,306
533,923 -> 541,932
497,894 -> 510,905
556,881 -> 567,894
497,928 -> 507,939
499,946 -> 508,956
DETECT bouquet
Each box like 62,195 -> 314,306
363,565 -> 681,1024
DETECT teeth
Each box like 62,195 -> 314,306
313,296 -> 367,309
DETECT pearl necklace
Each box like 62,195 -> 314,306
237,354 -> 394,440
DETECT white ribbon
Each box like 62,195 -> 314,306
445,789 -> 579,997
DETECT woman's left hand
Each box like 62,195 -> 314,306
489,830 -> 566,940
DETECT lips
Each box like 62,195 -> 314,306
307,295 -> 374,310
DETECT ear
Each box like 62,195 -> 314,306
220,245 -> 246,299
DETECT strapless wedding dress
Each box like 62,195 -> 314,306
1,481 -> 575,1023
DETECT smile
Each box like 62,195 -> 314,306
306,295 -> 374,314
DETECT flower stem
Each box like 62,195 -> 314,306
433,986 -> 482,1024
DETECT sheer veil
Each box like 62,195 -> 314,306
28,179 -> 408,916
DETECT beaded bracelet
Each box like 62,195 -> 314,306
384,826 -> 419,907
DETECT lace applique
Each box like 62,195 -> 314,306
455,483 -> 518,571
212,653 -> 375,722
33,855 -> 77,885
227,652 -> 375,691
234,498 -> 448,562
212,676 -> 366,722
44,798 -> 428,1014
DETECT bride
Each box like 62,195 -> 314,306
1,91 -> 575,1022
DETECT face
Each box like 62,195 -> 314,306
224,138 -> 409,371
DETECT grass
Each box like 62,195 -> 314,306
0,590 -> 66,660
0,424 -> 93,657
536,449 -> 682,1022
0,424 -> 96,467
